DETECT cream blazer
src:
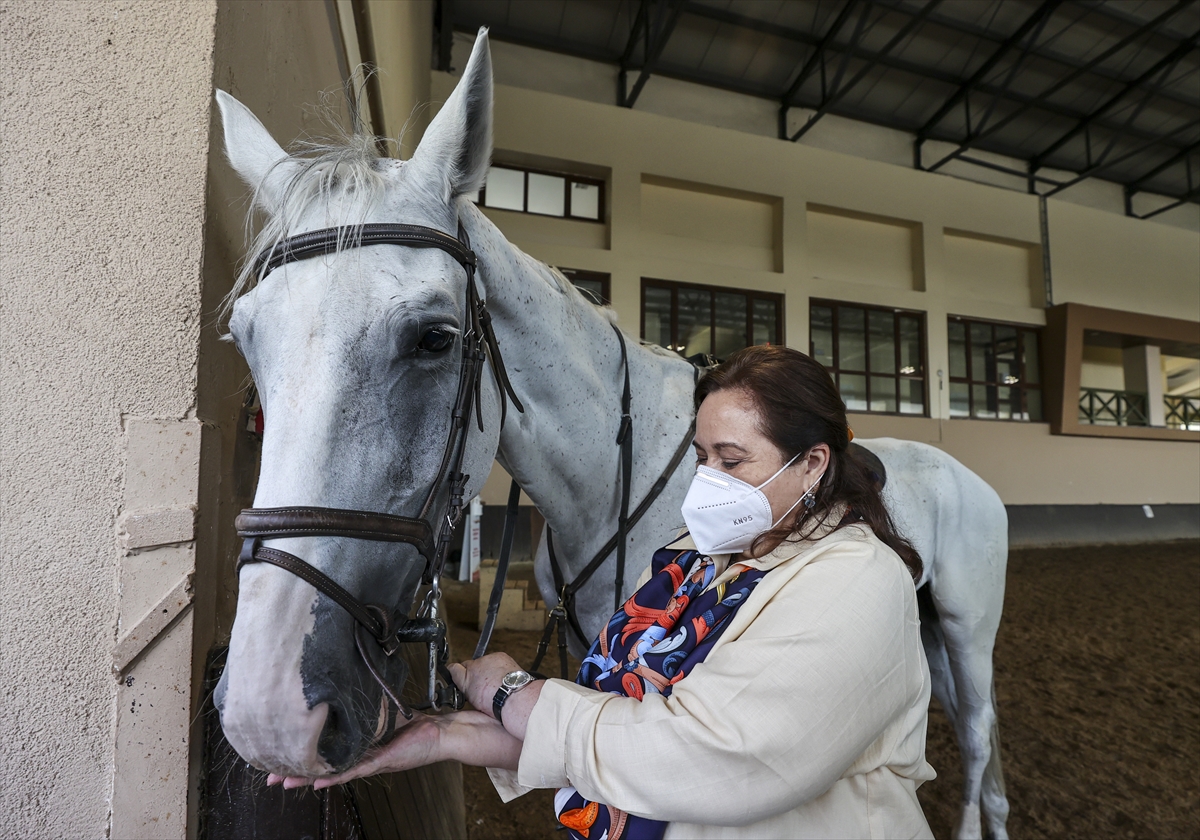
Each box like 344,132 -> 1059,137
489,521 -> 936,840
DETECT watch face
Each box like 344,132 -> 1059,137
502,670 -> 533,690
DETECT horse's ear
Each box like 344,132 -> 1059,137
409,29 -> 493,200
215,89 -> 298,211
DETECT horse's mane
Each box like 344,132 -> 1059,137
221,132 -> 391,327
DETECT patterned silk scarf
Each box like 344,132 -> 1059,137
554,542 -> 770,840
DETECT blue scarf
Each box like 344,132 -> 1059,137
554,542 -> 769,840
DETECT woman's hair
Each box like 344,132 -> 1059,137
694,345 -> 922,580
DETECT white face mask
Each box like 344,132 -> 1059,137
681,453 -> 823,556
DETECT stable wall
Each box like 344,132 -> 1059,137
0,1 -> 218,837
430,68 -> 1200,510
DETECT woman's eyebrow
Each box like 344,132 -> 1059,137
712,442 -> 748,454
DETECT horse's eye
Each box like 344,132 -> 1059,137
418,328 -> 454,353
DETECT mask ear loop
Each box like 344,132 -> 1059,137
770,472 -> 825,528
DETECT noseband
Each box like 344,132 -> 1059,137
234,221 -> 523,719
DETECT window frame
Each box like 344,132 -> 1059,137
640,277 -> 784,360
809,298 -> 929,417
947,315 -> 1044,423
478,163 -> 606,223
558,267 -> 611,306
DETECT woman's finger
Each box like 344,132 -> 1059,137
282,776 -> 313,789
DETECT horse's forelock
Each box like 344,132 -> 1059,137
220,134 -> 392,330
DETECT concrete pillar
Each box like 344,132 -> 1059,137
1123,344 -> 1165,426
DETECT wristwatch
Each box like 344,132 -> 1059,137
492,669 -> 537,725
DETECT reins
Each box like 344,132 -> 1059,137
235,220 -> 523,720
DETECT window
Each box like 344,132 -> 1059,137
641,279 -> 782,362
947,317 -> 1043,421
558,268 -> 610,305
476,164 -> 604,222
810,300 -> 926,415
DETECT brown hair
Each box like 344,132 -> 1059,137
694,345 -> 922,580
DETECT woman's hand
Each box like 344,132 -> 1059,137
448,652 -> 544,741
268,708 -> 525,789
447,651 -> 524,715
269,713 -> 444,790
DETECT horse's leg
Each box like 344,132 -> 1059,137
935,588 -> 1007,840
980,682 -> 1010,839
918,584 -> 959,727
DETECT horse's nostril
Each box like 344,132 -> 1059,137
317,698 -> 361,771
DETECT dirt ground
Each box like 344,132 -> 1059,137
443,540 -> 1200,840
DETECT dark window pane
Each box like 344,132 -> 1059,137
995,326 -> 1019,385
643,286 -> 672,350
527,173 -> 565,216
970,323 -> 993,382
996,385 -> 1016,420
571,277 -> 605,304
870,376 -> 897,413
753,299 -> 778,345
678,288 -> 713,356
899,315 -> 921,375
714,293 -> 748,359
1023,331 -> 1041,384
1026,388 -> 1043,422
838,307 -> 866,371
900,379 -> 924,415
810,306 -> 833,367
973,383 -> 996,419
483,166 -> 524,211
950,382 -> 970,417
948,320 -> 968,379
570,182 -> 600,219
868,310 -> 897,374
840,373 -> 867,412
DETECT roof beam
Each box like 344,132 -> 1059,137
1040,119 -> 1200,198
1126,138 -> 1200,192
677,1 -> 1188,153
622,0 -> 686,109
916,0 -> 1062,141
1134,185 -> 1200,220
924,0 -> 1191,173
780,0 -> 861,111
1031,31 -> 1199,169
874,0 -> 1197,111
789,0 -> 944,142
1072,0 -> 1196,48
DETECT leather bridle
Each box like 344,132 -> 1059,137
234,220 -> 522,719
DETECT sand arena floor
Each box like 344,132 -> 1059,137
443,539 -> 1199,840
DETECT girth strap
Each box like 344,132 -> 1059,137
236,507 -> 435,561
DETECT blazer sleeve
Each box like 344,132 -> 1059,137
516,539 -> 922,826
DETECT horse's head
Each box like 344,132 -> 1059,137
213,34 -> 503,777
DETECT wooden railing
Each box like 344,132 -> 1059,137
1078,388 -> 1148,426
1164,394 -> 1200,430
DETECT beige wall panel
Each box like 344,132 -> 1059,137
848,415 -> 1200,505
0,1 -> 218,837
806,206 -> 918,290
111,611 -> 195,840
1080,346 -> 1126,390
943,230 -> 1040,308
1048,199 -> 1200,320
480,206 -> 608,250
367,0 -> 432,154
639,176 -> 780,272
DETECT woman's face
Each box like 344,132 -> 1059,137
693,387 -> 829,540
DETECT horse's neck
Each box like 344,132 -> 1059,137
464,205 -> 695,555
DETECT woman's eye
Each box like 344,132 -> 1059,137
417,328 -> 454,353
721,460 -> 741,469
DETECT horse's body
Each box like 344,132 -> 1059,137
217,32 -> 1008,840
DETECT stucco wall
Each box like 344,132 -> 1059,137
0,1 -> 217,836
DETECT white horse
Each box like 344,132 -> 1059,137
216,32 -> 1009,840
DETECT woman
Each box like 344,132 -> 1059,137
276,345 -> 935,839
